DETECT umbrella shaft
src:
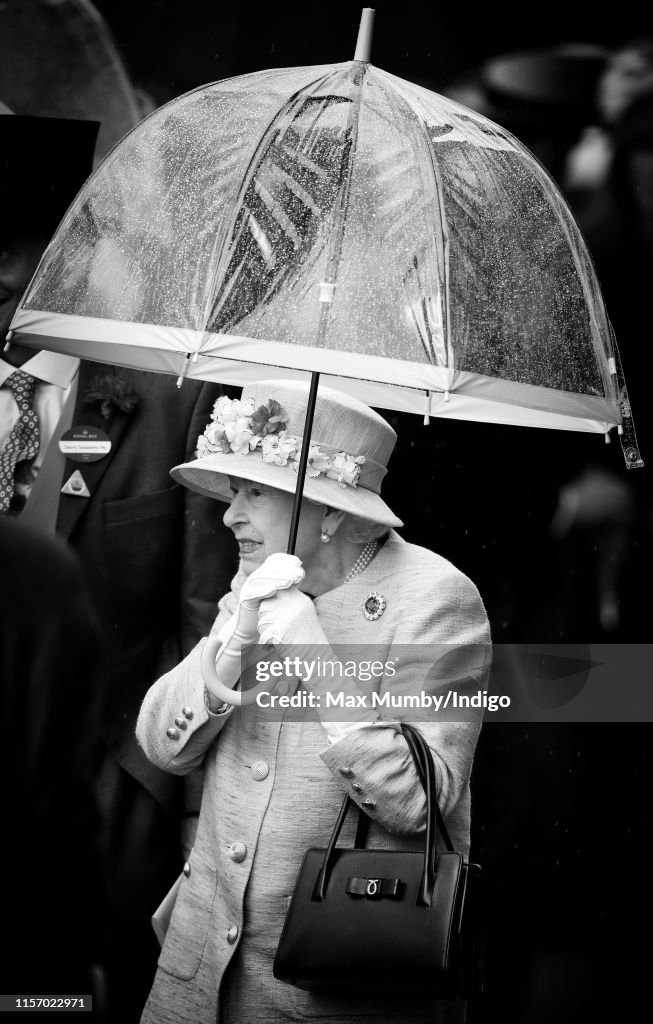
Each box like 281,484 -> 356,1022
287,371 -> 321,554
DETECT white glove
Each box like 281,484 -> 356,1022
201,554 -> 305,705
258,587 -> 379,742
232,553 -> 305,647
257,586 -> 329,649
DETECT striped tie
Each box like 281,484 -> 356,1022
0,370 -> 40,514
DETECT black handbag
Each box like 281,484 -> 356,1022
273,723 -> 483,999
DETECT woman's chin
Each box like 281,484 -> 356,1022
239,546 -> 265,571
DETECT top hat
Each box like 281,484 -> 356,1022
444,45 -> 607,133
0,108 -> 99,235
171,380 -> 403,528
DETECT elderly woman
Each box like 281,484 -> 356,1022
137,380 -> 491,1024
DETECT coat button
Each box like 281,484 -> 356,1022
339,766 -> 354,778
251,760 -> 269,781
362,798 -> 376,809
166,727 -> 180,741
352,782 -> 363,793
183,861 -> 191,877
228,842 -> 248,863
227,924 -> 239,944
182,707 -> 194,720
174,717 -> 188,730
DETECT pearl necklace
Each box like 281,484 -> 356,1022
344,539 -> 378,583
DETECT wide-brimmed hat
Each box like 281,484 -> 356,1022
171,380 -> 403,528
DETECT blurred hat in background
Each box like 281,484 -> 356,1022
443,44 -> 607,133
0,0 -> 143,163
0,106 -> 99,235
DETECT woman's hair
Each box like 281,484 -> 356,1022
339,512 -> 389,545
304,498 -> 390,544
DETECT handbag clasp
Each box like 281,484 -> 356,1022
345,876 -> 399,898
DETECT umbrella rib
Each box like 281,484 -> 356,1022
318,64 -> 368,308
424,149 -> 452,369
380,79 -> 454,369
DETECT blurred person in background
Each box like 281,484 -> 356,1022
441,45 -> 606,186
1,108 -> 233,1021
552,39 -> 653,640
572,38 -> 653,436
0,517 -> 105,1009
441,45 -> 648,641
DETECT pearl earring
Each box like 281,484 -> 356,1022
320,531 -> 330,544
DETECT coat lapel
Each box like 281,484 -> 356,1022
56,362 -> 134,540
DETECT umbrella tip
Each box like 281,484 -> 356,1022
354,8 -> 375,63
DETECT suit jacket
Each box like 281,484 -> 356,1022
52,362 -> 233,807
20,361 -> 235,1001
136,532 -> 491,1024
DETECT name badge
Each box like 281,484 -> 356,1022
59,426 -> 111,463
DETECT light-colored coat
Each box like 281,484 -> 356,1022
137,533 -> 491,1024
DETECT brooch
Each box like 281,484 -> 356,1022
363,593 -> 386,621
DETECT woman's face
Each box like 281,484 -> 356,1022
223,477 -> 323,574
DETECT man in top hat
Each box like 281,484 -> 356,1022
0,108 -> 233,1021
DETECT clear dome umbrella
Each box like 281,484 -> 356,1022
9,9 -> 642,474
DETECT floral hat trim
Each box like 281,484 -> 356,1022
196,396 -> 366,489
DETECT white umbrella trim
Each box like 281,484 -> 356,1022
12,308 -> 620,434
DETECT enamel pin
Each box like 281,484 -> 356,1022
61,469 -> 91,497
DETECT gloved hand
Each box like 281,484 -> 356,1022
232,553 -> 305,647
258,586 -> 329,649
201,554 -> 305,705
258,586 -> 379,741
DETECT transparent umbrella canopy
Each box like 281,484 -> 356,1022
9,11 -> 641,463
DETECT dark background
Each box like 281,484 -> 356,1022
95,1 -> 653,99
13,2 -> 653,1020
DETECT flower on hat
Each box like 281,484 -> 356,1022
201,421 -> 231,454
251,399 -> 288,436
304,443 -> 333,478
195,395 -> 366,489
260,432 -> 299,466
326,452 -> 366,488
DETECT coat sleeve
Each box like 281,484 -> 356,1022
135,640 -> 235,774
136,590 -> 237,775
320,564 -> 491,837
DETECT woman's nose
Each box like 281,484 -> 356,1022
223,493 -> 246,528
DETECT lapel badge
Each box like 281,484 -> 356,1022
363,593 -> 386,621
59,425 -> 111,463
61,469 -> 91,498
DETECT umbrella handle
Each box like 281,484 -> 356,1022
200,634 -> 274,708
200,634 -> 244,706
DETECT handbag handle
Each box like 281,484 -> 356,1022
402,723 -> 437,903
402,724 -> 454,851
314,724 -> 454,907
